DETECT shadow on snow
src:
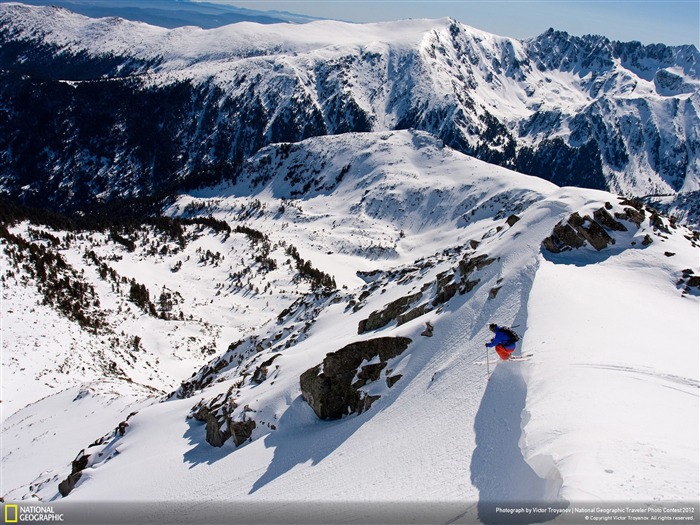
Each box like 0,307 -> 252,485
470,361 -> 566,524
182,418 -> 237,467
248,395 -> 367,494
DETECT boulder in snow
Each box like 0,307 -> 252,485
300,337 -> 412,419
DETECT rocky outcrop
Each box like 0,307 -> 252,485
431,271 -> 459,307
230,419 -> 257,447
58,472 -> 82,498
615,199 -> 646,226
396,304 -> 430,326
541,199 -> 691,255
571,212 -> 614,250
463,255 -> 494,289
357,252 -> 495,334
193,402 -> 232,448
58,451 -> 89,497
189,381 -> 262,448
251,353 -> 281,384
542,220 -> 586,253
594,207 -> 628,232
358,292 -> 422,333
300,337 -> 412,419
191,387 -> 238,447
58,409 -> 141,498
543,206 -> 632,253
506,214 -> 521,227
678,269 -> 700,295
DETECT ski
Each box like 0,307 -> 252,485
472,353 -> 533,365
507,353 -> 533,361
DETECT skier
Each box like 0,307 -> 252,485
485,323 -> 519,360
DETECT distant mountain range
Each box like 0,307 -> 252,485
1,0 -> 321,27
0,2 -> 698,224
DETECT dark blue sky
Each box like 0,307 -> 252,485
202,1 -> 699,46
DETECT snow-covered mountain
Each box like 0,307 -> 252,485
2,131 -> 698,523
7,0 -> 321,28
0,3 -> 699,222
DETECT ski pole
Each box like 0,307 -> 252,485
486,344 -> 490,378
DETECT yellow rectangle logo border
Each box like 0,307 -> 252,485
4,504 -> 19,524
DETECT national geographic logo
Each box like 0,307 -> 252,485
3,505 -> 64,522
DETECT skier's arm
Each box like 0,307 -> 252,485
486,330 -> 508,347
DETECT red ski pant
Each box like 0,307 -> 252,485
495,344 -> 515,360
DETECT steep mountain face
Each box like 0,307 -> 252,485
1,3 -> 698,218
2,131 -> 698,521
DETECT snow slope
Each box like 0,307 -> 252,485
523,231 -> 699,503
3,130 -> 696,523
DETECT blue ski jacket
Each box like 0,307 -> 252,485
486,326 -> 516,349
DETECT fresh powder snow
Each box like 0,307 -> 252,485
2,130 -> 697,524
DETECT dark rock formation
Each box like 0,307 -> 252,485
116,421 -> 129,436
58,472 -> 82,498
252,353 -> 281,384
432,271 -> 459,307
386,374 -> 403,388
58,451 -> 89,497
358,253 -> 494,334
567,212 -> 614,250
397,304 -> 429,326
650,211 -> 671,233
542,207 -> 631,253
455,254 -> 494,294
677,269 -> 700,295
191,389 -> 239,447
205,414 -> 230,447
193,401 -> 232,447
358,292 -> 422,333
615,206 -> 645,226
593,208 -> 627,231
542,221 -> 586,253
230,419 -> 256,446
300,337 -> 412,419
190,387 -> 259,447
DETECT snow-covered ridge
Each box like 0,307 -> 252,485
3,131 -> 697,518
1,2 -> 699,215
3,0 -> 324,29
3,2 -> 697,94
3,3 -> 697,87
0,3 -> 454,61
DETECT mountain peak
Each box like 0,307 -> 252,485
0,3 -> 698,223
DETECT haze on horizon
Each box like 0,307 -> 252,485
201,0 -> 700,47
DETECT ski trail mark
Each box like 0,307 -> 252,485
575,363 -> 699,395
